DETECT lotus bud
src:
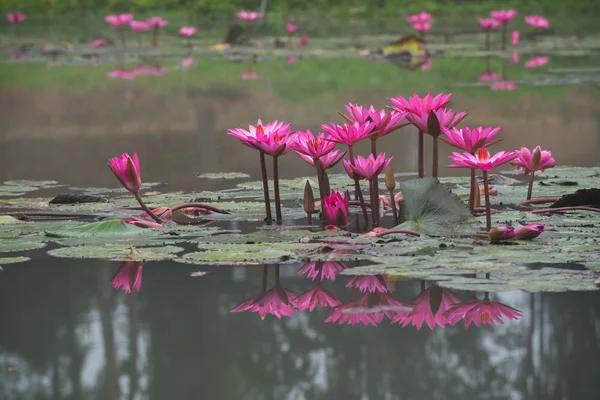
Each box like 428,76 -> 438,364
427,110 -> 441,138
515,224 -> 545,240
385,166 -> 396,192
488,225 -> 516,242
304,180 -> 315,215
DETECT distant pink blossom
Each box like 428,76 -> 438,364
105,14 -> 134,27
287,55 -> 297,64
490,9 -> 518,24
236,11 -> 262,21
108,67 -> 136,79
479,71 -> 501,81
411,21 -> 431,32
421,57 -> 432,70
491,80 -> 517,91
525,15 -> 550,28
90,39 -> 107,48
511,30 -> 520,47
300,35 -> 309,46
181,58 -> 196,68
524,56 -> 549,69
286,23 -> 298,34
130,20 -> 149,32
512,51 -> 520,63
479,18 -> 500,30
6,12 -> 26,24
407,12 -> 432,24
179,26 -> 197,37
146,16 -> 168,28
240,70 -> 261,80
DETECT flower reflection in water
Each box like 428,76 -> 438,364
111,261 -> 144,293
326,292 -> 411,327
346,275 -> 389,293
297,261 -> 347,281
295,285 -> 340,312
392,283 -> 462,330
445,292 -> 523,327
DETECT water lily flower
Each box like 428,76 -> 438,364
295,285 -> 341,312
479,18 -> 500,30
342,104 -> 408,147
346,275 -> 389,293
297,261 -> 348,281
441,126 -> 503,153
322,190 -> 349,227
511,146 -> 556,200
490,9 -> 518,23
6,12 -> 26,23
421,57 -> 432,70
108,152 -> 142,193
181,57 -> 195,68
179,26 -> 197,37
524,56 -> 549,69
389,92 -> 451,115
445,294 -> 522,327
106,14 -> 133,27
488,225 -> 516,241
125,217 -> 163,229
286,23 -> 298,34
511,30 -> 520,47
392,286 -> 461,330
491,80 -> 517,91
90,39 -> 106,48
107,67 -> 136,79
321,121 -> 374,146
407,12 -> 432,24
300,35 -> 309,46
512,51 -> 520,63
130,20 -> 149,32
287,55 -> 296,64
516,224 -> 545,240
297,150 -> 346,170
111,261 -> 144,293
408,107 -> 467,136
411,21 -> 431,32
236,11 -> 262,21
525,15 -> 550,29
347,153 -> 393,181
147,16 -> 167,28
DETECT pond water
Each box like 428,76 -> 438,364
1,28 -> 600,400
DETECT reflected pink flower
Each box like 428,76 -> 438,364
300,35 -> 309,46
421,57 -> 432,70
479,18 -> 500,30
7,12 -> 26,23
107,67 -> 136,79
511,146 -> 556,175
516,224 -> 545,240
321,121 -> 374,146
445,295 -> 523,327
511,30 -> 520,47
379,191 -> 403,211
230,293 -> 261,313
90,39 -> 106,48
111,261 -> 143,293
346,275 -> 389,293
181,58 -> 195,68
491,80 -> 517,91
105,14 -> 133,27
286,23 -> 298,34
227,119 -> 292,157
287,55 -> 297,64
146,16 -> 168,28
297,261 -> 348,281
295,285 -> 341,312
326,293 -> 409,326
389,92 -> 451,115
179,26 -> 197,37
236,11 -> 262,21
130,20 -> 149,32
441,126 -> 503,153
322,190 -> 349,227
525,15 -> 550,28
392,286 -> 461,330
512,51 -> 520,63
524,56 -> 549,69
249,286 -> 298,320
490,9 -> 518,23
488,225 -> 516,241
479,71 -> 501,81
9,53 -> 26,61
298,150 -> 346,170
407,12 -> 432,24
449,148 -> 517,171
107,151 -> 142,193
411,22 -> 431,32
347,153 -> 393,181
408,107 -> 468,136
240,70 -> 261,80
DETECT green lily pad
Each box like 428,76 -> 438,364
0,241 -> 47,253
4,180 -> 59,187
45,220 -> 146,238
0,216 -> 24,224
47,244 -> 184,261
196,172 -> 251,179
0,256 -> 30,266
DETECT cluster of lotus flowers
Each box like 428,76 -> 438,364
110,260 -> 522,329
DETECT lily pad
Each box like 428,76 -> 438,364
196,172 -> 251,179
0,241 -> 47,253
47,244 -> 184,261
45,220 -> 146,238
0,256 -> 30,266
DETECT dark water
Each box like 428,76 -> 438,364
2,40 -> 600,399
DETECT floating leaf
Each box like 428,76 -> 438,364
196,172 -> 251,179
0,256 -> 30,266
49,193 -> 108,204
47,244 -> 184,261
45,220 -> 146,238
0,241 -> 47,253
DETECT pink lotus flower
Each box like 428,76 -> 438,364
488,225 -> 516,241
111,261 -> 143,293
6,12 -> 26,23
181,58 -> 195,68
411,22 -> 431,32
286,23 -> 298,34
479,71 -> 501,81
290,129 -> 337,159
9,53 -> 26,61
346,275 -> 389,293
408,108 -> 468,136
146,16 -> 168,28
105,14 -> 133,27
321,121 -> 374,146
287,55 -> 296,64
525,15 -> 550,28
179,26 -> 197,37
491,80 -> 517,91
240,70 -> 261,80
322,190 -> 349,227
107,152 -> 142,193
227,119 -> 292,157
389,92 -> 451,115
511,146 -> 556,175
130,20 -> 149,32
300,35 -> 309,46
297,150 -> 347,170
511,30 -> 520,47
407,12 -> 432,24
236,11 -> 262,21
449,148 -> 517,171
343,104 -> 408,139
392,286 -> 461,330
297,261 -> 348,281
516,224 -> 545,240
249,286 -> 298,320
90,39 -> 106,48
490,9 -> 518,23
445,295 -> 522,327
295,285 -> 341,312
524,56 -> 549,69
441,126 -> 503,153
479,18 -> 500,30
346,153 -> 393,181
124,217 -> 162,229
